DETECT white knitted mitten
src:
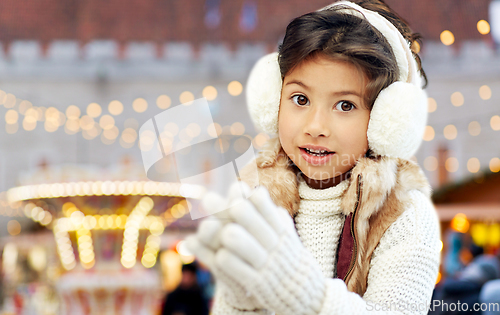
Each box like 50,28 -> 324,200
185,217 -> 266,312
215,184 -> 327,315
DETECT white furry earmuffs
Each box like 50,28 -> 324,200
245,1 -> 428,160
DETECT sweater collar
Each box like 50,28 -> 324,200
298,174 -> 349,201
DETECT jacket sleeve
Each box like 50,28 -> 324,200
210,286 -> 275,315
317,189 -> 441,315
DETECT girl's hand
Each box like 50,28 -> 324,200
215,186 -> 325,315
185,185 -> 266,312
214,183 -> 327,315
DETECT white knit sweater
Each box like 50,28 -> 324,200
212,176 -> 441,315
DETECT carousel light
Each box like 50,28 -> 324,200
65,183 -> 74,196
40,212 -> 52,226
108,214 -> 117,229
83,182 -> 91,195
142,234 -> 161,268
99,215 -> 109,230
118,214 -> 128,229
3,243 -> 18,274
121,197 -> 155,268
90,215 -> 99,229
77,228 -> 95,268
24,203 -> 36,218
54,228 -> 76,270
70,210 -> 85,228
35,210 -> 45,222
92,181 -> 103,196
141,254 -> 157,268
149,221 -> 164,236
6,181 -> 200,203
7,220 -> 21,236
31,207 -> 43,221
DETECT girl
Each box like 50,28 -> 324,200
187,1 -> 441,314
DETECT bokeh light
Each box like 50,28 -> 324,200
179,91 -> 194,105
467,158 -> 480,173
108,100 -> 124,115
440,30 -> 455,46
479,85 -> 492,100
468,121 -> 481,136
87,103 -> 102,118
445,157 -> 459,173
156,95 -> 171,109
228,81 -> 243,96
490,158 -> 500,173
230,122 -> 245,135
424,156 -> 438,171
202,86 -> 218,101
5,110 -> 19,124
133,98 -> 148,113
444,124 -> 457,140
7,220 -> 21,236
66,105 -> 81,119
450,92 -> 464,107
423,126 -> 435,141
491,115 -> 500,131
477,20 -> 490,35
451,213 -> 469,233
427,97 -> 437,113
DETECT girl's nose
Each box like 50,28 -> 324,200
303,105 -> 330,138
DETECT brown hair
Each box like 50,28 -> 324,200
278,0 -> 427,109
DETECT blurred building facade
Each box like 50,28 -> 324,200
0,0 -> 497,231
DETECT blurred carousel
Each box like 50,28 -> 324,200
6,162 -> 204,315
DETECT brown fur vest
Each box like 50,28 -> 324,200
238,137 -> 431,296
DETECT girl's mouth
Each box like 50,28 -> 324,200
299,148 -> 335,165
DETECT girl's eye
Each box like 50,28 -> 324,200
335,101 -> 355,112
291,95 -> 309,106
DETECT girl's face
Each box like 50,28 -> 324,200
278,53 -> 371,189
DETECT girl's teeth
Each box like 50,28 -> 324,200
305,149 -> 329,156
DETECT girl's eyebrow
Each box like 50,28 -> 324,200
285,80 -> 310,90
285,80 -> 362,98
